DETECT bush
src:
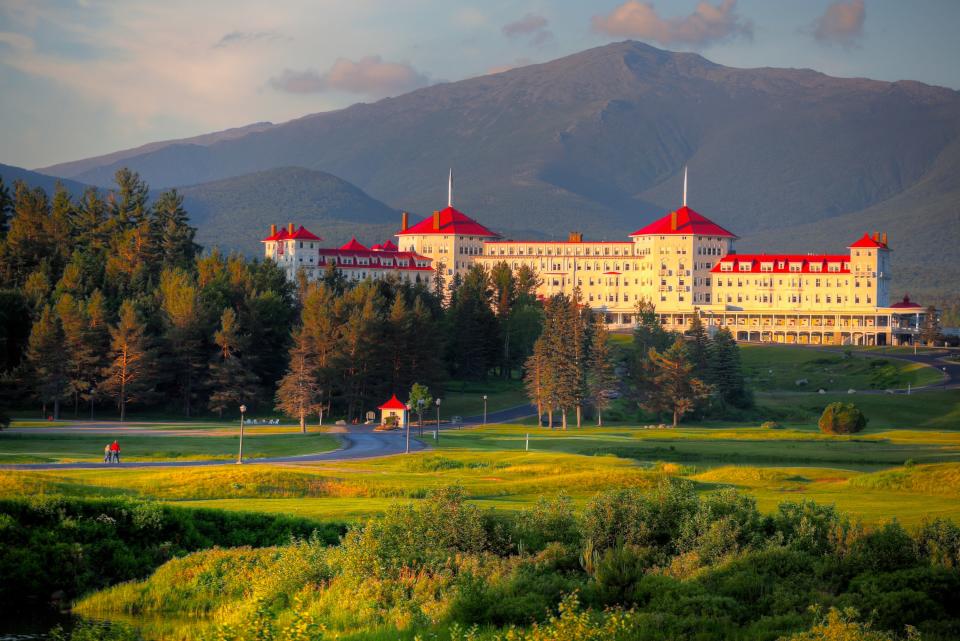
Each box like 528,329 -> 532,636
818,402 -> 868,435
761,420 -> 782,430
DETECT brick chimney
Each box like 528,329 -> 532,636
670,211 -> 677,231
881,232 -> 888,246
568,231 -> 583,243
433,210 -> 440,231
401,211 -> 409,232
288,222 -> 295,234
873,231 -> 879,242
270,224 -> 277,236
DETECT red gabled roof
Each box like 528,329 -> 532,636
263,226 -> 321,242
340,237 -> 368,251
711,254 -> 850,274
379,240 -> 398,251
630,206 -> 737,238
397,206 -> 500,237
378,394 -> 407,410
889,294 -> 922,309
849,233 -> 889,249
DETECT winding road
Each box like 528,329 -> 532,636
0,404 -> 536,471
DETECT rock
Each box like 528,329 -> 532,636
848,388 -> 856,394
818,388 -> 826,394
795,378 -> 808,386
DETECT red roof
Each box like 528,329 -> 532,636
397,206 -> 500,237
379,240 -> 398,251
849,233 -> 890,249
378,394 -> 407,410
262,226 -> 322,242
889,294 -> 922,309
630,206 -> 737,238
340,238 -> 368,251
711,254 -> 850,274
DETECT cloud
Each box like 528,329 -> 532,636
269,55 -> 429,97
810,0 -> 865,47
502,13 -> 553,47
591,0 -> 752,47
214,30 -> 285,48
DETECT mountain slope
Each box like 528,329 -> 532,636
39,41 -> 960,296
178,167 -> 403,254
0,163 -> 92,198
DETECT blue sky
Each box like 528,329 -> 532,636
1,0 -> 958,169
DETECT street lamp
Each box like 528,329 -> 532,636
237,404 -> 247,464
435,398 -> 441,442
417,398 -> 425,437
483,395 -> 488,425
89,387 -> 95,421
405,402 -> 412,454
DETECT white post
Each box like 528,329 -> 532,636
525,433 -> 529,452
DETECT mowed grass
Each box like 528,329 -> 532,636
0,430 -> 340,463
758,388 -> 960,430
437,378 -> 529,419
739,343 -> 942,391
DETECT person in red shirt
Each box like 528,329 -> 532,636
110,440 -> 120,464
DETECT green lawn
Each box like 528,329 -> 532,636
0,430 -> 340,463
436,378 -> 529,419
758,388 -> 960,429
739,343 -> 942,391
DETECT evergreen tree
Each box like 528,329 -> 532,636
0,182 -> 54,287
524,339 -> 547,425
490,262 -> 517,378
707,328 -> 753,409
275,327 -> 321,432
446,265 -> 498,380
300,282 -> 339,424
74,188 -> 108,251
26,305 -> 69,419
320,262 -> 347,296
0,176 -> 12,236
432,259 -> 447,302
643,338 -> 712,427
387,294 -> 412,391
208,308 -> 260,417
587,314 -> 617,426
685,313 -> 710,372
55,294 -> 100,416
109,168 -> 150,228
920,305 -> 941,345
335,284 -> 384,421
100,300 -> 156,422
151,189 -> 199,270
159,268 -> 205,417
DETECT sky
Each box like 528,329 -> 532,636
1,0 -> 959,169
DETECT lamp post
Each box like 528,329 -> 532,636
417,399 -> 424,437
89,388 -> 95,421
405,402 -> 412,454
237,404 -> 247,464
483,395 -> 488,425
435,398 -> 441,442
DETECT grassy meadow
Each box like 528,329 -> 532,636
3,343 -> 960,640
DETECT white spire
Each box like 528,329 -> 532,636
448,168 -> 452,207
682,165 -> 688,208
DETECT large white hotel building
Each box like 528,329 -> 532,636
263,188 -> 928,347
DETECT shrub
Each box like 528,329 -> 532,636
514,492 -> 581,553
780,607 -> 915,641
818,402 -> 867,435
761,420 -> 782,430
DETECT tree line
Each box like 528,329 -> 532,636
0,171 -> 545,423
523,294 -> 752,429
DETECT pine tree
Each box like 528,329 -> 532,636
159,268 -> 205,417
151,189 -> 199,270
55,294 -> 101,416
100,300 -> 155,422
208,308 -> 260,417
587,314 -> 617,426
0,176 -> 12,237
446,265 -> 499,380
26,305 -> 69,419
301,282 -> 339,424
432,259 -> 447,302
524,338 -> 547,425
707,328 -> 753,409
644,338 -> 712,427
685,313 -> 710,372
0,182 -> 54,287
490,261 -> 517,378
920,305 -> 941,345
275,327 -> 321,432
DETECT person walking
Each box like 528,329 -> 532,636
104,443 -> 111,463
110,440 -> 120,464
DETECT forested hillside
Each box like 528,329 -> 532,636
37,41 -> 960,301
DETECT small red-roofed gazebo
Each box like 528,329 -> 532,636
378,394 -> 407,429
